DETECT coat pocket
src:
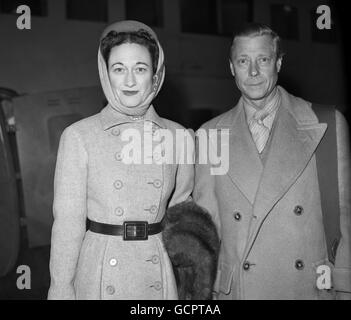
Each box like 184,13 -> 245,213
218,262 -> 235,295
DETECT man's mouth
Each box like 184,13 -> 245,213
122,90 -> 139,96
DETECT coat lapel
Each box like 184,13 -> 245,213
251,87 -> 327,224
217,101 -> 263,204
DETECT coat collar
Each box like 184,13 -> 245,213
100,104 -> 167,130
214,86 -> 327,207
251,86 -> 327,218
214,101 -> 263,204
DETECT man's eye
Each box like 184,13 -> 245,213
258,57 -> 270,64
237,59 -> 248,66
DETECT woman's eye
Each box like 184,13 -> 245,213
112,67 -> 125,73
135,67 -> 147,74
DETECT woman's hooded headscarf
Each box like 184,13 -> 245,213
98,20 -> 165,117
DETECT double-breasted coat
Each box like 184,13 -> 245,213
193,86 -> 351,299
48,105 -> 194,299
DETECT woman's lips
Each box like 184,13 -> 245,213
246,82 -> 264,86
122,90 -> 139,96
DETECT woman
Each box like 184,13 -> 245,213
48,20 -> 194,300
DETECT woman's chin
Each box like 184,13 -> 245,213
120,98 -> 143,108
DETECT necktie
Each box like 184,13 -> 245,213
248,110 -> 270,153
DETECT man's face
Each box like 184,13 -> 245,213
230,35 -> 282,107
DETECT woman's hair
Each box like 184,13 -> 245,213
100,29 -> 159,74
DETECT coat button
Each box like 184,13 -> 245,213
151,255 -> 160,264
115,152 -> 123,161
243,261 -> 251,271
153,152 -> 161,161
106,285 -> 115,295
111,128 -> 120,136
109,258 -> 118,266
233,211 -> 241,221
149,205 -> 158,214
152,281 -> 162,291
295,259 -> 304,270
294,205 -> 304,215
153,129 -> 161,140
153,179 -> 162,188
115,207 -> 124,216
114,180 -> 123,190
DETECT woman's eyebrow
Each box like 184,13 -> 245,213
136,62 -> 150,66
110,62 -> 124,67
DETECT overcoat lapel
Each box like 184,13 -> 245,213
217,101 -> 263,204
248,88 -> 327,240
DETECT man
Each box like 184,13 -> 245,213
193,23 -> 351,299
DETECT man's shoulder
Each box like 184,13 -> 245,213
279,86 -> 318,124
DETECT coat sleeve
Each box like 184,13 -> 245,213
168,129 -> 194,207
192,127 -> 221,238
192,127 -> 222,297
47,126 -> 88,300
334,110 -> 351,299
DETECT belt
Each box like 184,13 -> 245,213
87,219 -> 163,241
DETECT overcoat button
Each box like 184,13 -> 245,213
111,128 -> 120,136
114,180 -> 123,190
149,205 -> 158,214
115,207 -> 124,216
153,179 -> 162,188
109,258 -> 117,266
151,255 -> 160,264
294,205 -> 304,215
295,259 -> 304,270
243,261 -> 250,271
106,285 -> 115,295
115,152 -> 123,161
153,281 -> 162,291
233,212 -> 241,221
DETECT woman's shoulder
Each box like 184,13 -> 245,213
63,112 -> 101,136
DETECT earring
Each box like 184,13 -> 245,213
153,75 -> 158,91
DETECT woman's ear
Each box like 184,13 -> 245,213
153,74 -> 158,84
152,74 -> 159,91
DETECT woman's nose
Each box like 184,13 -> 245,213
249,62 -> 259,77
125,71 -> 136,87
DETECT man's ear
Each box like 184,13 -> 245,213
229,60 -> 235,77
276,57 -> 282,73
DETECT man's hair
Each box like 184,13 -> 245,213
100,29 -> 159,74
230,22 -> 284,61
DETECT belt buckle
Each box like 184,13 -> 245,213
123,221 -> 148,241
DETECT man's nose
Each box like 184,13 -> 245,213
125,70 -> 136,87
249,62 -> 259,77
